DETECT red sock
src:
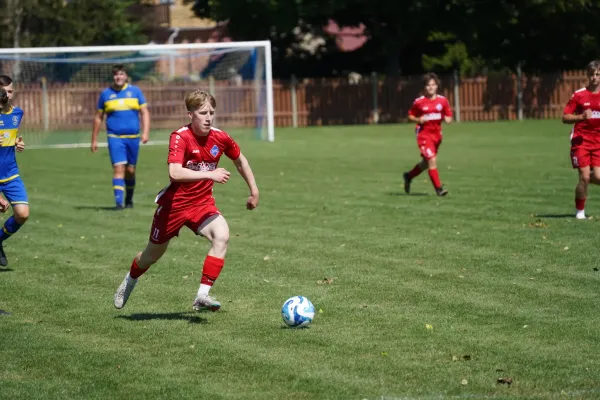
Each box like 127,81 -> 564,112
428,168 -> 442,189
201,255 -> 225,287
576,197 -> 586,211
129,258 -> 148,279
407,164 -> 423,179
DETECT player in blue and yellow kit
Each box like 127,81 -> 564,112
91,65 -> 150,209
0,75 -> 29,267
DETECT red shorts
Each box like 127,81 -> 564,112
570,146 -> 600,169
418,136 -> 442,160
149,204 -> 221,244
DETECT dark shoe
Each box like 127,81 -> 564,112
0,242 -> 8,267
436,186 -> 448,196
403,172 -> 412,194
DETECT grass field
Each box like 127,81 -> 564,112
2,120 -> 600,399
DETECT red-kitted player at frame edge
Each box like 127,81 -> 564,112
562,60 -> 600,220
403,72 -> 453,196
113,90 -> 260,311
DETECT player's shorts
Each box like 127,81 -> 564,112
417,136 -> 442,160
107,135 -> 140,166
570,146 -> 600,169
0,176 -> 28,206
149,204 -> 221,244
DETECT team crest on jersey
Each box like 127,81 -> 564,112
210,144 -> 220,157
436,103 -> 443,111
12,116 -> 18,126
126,91 -> 132,98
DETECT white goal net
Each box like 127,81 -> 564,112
0,41 -> 275,147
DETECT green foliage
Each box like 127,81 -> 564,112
184,0 -> 600,76
1,0 -> 146,48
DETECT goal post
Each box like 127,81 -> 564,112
0,41 -> 275,146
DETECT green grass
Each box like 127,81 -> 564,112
2,121 -> 600,399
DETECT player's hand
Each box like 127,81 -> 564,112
582,109 -> 593,120
91,140 -> 98,153
0,136 -> 4,146
418,116 -> 427,124
211,168 -> 230,184
246,192 -> 259,210
141,133 -> 149,144
15,136 -> 24,152
0,198 -> 9,213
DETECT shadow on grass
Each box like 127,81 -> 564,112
116,312 -> 207,324
0,309 -> 11,315
0,268 -> 13,272
534,214 -> 575,219
387,192 -> 429,196
74,206 -> 124,211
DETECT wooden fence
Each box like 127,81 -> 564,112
12,71 -> 590,131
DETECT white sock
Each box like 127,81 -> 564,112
197,284 -> 211,297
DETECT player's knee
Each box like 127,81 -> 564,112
126,165 -> 136,175
14,207 -> 29,224
211,232 -> 229,252
580,174 -> 591,185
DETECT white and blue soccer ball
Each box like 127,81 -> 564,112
281,296 -> 315,328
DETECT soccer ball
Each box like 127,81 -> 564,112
281,296 -> 315,328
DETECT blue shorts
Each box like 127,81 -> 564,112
0,176 -> 28,206
107,136 -> 140,166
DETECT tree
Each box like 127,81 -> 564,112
0,0 -> 146,48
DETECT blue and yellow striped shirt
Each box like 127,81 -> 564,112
97,84 -> 147,136
0,106 -> 23,183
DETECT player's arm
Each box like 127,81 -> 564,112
91,109 -> 104,153
138,88 -> 150,144
168,163 -> 230,183
444,100 -> 453,123
563,111 -> 591,124
408,103 -> 425,124
0,196 -> 9,213
562,95 -> 591,124
232,153 -> 259,210
140,105 -> 150,144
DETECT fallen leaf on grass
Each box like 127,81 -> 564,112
528,219 -> 548,228
460,379 -> 468,385
381,352 -> 388,357
317,277 -> 336,285
263,255 -> 271,261
563,246 -> 569,251
318,308 -> 324,314
497,377 -> 513,385
425,324 -> 433,331
451,354 -> 471,362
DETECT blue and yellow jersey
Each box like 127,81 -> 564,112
97,84 -> 147,136
0,106 -> 23,183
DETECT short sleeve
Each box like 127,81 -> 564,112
408,101 -> 421,117
224,134 -> 241,160
443,98 -> 453,117
564,93 -> 579,115
168,132 -> 186,165
137,87 -> 147,107
97,92 -> 105,112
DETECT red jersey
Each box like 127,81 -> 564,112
564,87 -> 600,146
408,95 -> 452,138
155,125 -> 241,210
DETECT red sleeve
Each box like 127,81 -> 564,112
408,101 -> 421,117
564,93 -> 579,115
444,98 -> 453,117
224,134 -> 241,160
167,131 -> 187,164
